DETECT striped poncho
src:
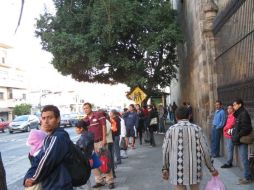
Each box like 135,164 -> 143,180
162,120 -> 215,185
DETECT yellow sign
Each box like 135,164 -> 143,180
128,87 -> 147,105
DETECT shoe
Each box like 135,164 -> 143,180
221,163 -> 232,168
237,178 -> 252,185
115,161 -> 121,165
92,183 -> 104,188
108,183 -> 115,189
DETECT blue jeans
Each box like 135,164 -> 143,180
226,138 -> 234,165
239,143 -> 252,180
211,127 -> 222,157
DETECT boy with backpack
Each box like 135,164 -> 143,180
74,120 -> 94,190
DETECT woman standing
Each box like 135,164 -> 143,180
221,104 -> 235,168
147,105 -> 158,147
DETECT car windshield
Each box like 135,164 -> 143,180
13,115 -> 29,122
62,114 -> 70,119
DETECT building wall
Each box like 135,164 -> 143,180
172,0 -> 254,167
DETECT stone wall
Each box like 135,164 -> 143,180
172,0 -> 254,168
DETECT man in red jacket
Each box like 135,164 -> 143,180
221,104 -> 235,168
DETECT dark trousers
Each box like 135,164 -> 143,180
211,127 -> 222,157
108,143 -> 115,176
149,127 -> 156,146
113,136 -> 121,163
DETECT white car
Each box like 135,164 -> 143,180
9,115 -> 40,134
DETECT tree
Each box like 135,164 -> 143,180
13,103 -> 32,116
35,0 -> 182,94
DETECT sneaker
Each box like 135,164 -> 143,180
108,183 -> 115,189
221,163 -> 232,168
237,178 -> 252,185
92,183 -> 104,188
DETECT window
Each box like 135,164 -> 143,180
22,94 -> 26,100
1,57 -> 5,64
0,92 -> 4,100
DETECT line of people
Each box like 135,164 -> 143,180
22,102 -> 163,190
211,98 -> 253,184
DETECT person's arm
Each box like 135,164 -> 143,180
99,114 -> 107,146
162,130 -> 171,172
25,135 -> 69,185
199,129 -> 217,174
217,110 -> 227,129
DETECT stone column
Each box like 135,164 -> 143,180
202,0 -> 218,128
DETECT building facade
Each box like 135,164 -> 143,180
171,0 -> 254,165
0,43 -> 27,121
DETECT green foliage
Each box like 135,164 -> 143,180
36,0 -> 182,94
13,103 -> 32,116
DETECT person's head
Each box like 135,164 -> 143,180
26,129 -> 47,156
110,109 -> 118,118
215,100 -> 222,110
83,102 -> 92,115
75,120 -> 89,134
233,98 -> 244,111
175,106 -> 189,120
147,105 -> 153,111
128,104 -> 135,112
183,102 -> 187,106
123,108 -> 128,112
227,104 -> 234,114
135,104 -> 141,110
41,105 -> 61,133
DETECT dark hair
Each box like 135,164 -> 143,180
215,100 -> 222,105
83,102 -> 92,108
123,108 -> 128,112
175,106 -> 189,119
129,104 -> 135,109
227,104 -> 233,107
41,105 -> 60,118
75,120 -> 89,130
110,109 -> 118,115
233,98 -> 244,106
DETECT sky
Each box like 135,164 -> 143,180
0,0 -> 132,107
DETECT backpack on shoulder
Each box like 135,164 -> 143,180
65,141 -> 91,187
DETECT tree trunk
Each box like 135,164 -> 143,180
0,152 -> 7,190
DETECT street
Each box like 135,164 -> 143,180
0,127 -> 79,190
1,128 -> 254,190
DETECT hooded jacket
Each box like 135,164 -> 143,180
24,127 -> 73,190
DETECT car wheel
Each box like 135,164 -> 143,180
9,130 -> 13,134
27,125 -> 31,132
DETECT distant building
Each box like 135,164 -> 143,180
0,43 -> 27,121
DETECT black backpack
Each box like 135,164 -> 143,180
65,141 -> 91,187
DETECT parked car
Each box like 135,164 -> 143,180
0,118 -> 9,133
9,115 -> 40,134
60,114 -> 73,128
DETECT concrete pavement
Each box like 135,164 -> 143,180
90,133 -> 254,190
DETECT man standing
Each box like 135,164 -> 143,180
83,103 -> 114,189
162,106 -> 218,190
123,104 -> 139,149
24,105 -> 73,190
232,98 -> 253,184
211,100 -> 227,157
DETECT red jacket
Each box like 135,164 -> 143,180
223,113 -> 236,139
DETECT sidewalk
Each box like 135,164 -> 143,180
88,133 -> 254,190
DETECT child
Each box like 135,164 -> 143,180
74,120 -> 94,190
25,129 -> 47,190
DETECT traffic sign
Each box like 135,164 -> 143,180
128,86 -> 147,105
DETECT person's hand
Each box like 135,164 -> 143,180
24,178 -> 34,187
211,169 -> 219,176
102,139 -> 107,147
162,170 -> 169,180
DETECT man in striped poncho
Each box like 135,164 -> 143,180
162,106 -> 218,190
